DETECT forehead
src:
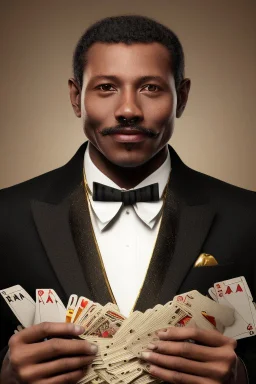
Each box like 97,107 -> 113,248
84,42 -> 173,80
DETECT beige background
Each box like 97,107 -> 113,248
0,0 -> 255,190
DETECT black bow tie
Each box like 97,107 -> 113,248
92,182 -> 160,206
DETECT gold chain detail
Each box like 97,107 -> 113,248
83,172 -> 116,304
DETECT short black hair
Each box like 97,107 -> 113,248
73,15 -> 185,89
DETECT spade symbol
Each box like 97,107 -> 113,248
236,284 -> 243,293
225,286 -> 232,295
46,295 -> 54,303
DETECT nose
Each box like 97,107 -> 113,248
115,90 -> 144,125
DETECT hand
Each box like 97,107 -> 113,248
140,327 -> 239,384
0,322 -> 98,384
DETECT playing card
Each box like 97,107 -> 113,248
214,276 -> 256,339
208,287 -> 218,302
125,305 -> 164,345
78,303 -> 103,330
128,304 -> 194,358
173,290 -> 235,333
75,301 -> 98,326
50,289 -> 66,321
88,305 -> 125,338
66,294 -> 78,322
14,324 -> 25,334
34,289 -> 65,324
99,312 -> 144,367
3,280 -> 253,384
0,285 -> 35,327
107,360 -> 144,383
133,373 -> 159,384
72,296 -> 92,323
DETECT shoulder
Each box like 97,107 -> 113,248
0,166 -> 63,205
0,142 -> 87,206
169,145 -> 255,210
0,167 -> 65,235
186,167 -> 256,226
191,167 -> 255,204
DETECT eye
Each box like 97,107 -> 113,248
97,84 -> 116,92
96,84 -> 161,93
142,84 -> 161,92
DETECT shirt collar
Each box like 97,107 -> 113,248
84,143 -> 171,230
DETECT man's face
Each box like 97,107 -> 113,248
71,42 -> 188,167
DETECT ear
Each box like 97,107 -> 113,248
176,78 -> 191,118
68,78 -> 82,118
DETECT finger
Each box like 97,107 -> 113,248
141,350 -> 214,377
146,340 -> 224,362
34,369 -> 85,384
17,322 -> 85,344
156,327 -> 236,348
24,355 -> 94,381
146,364 -> 215,384
17,338 -> 98,364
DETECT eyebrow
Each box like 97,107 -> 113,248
89,75 -> 167,84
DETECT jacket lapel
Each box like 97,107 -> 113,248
134,182 -> 180,312
157,146 -> 216,302
69,182 -> 113,304
136,146 -> 216,309
158,203 -> 215,304
31,143 -> 93,300
31,198 -> 92,299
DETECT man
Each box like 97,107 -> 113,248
0,15 -> 255,384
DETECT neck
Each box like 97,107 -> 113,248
88,144 -> 168,189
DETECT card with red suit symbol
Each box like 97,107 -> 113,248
214,276 -> 256,339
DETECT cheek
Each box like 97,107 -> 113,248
83,94 -> 115,129
144,97 -> 175,127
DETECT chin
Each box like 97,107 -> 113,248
106,152 -> 152,168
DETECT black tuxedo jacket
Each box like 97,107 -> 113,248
1,143 -> 256,380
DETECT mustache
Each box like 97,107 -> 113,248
100,124 -> 159,138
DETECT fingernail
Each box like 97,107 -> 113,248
156,328 -> 167,334
145,364 -> 151,372
141,351 -> 151,360
74,325 -> 85,334
89,344 -> 98,354
157,332 -> 168,339
147,343 -> 157,350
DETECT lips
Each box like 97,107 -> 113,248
109,128 -> 148,143
111,128 -> 144,135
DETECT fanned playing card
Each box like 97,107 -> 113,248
0,285 -> 35,327
2,276 -> 255,384
173,290 -> 235,333
66,294 -> 78,322
214,276 -> 256,339
34,289 -> 66,324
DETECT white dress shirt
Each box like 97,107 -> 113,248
84,145 -> 171,316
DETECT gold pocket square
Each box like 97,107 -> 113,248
194,253 -> 218,267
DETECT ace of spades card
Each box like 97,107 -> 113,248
34,289 -> 66,324
0,285 -> 35,328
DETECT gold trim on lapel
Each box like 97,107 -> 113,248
84,194 -> 116,305
69,183 -> 114,305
